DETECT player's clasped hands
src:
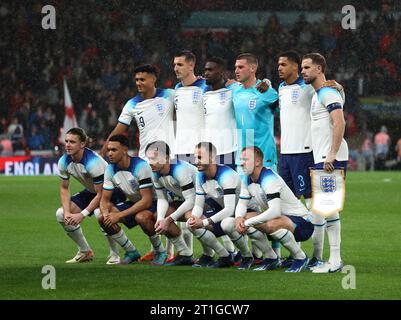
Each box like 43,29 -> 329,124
104,213 -> 119,228
155,218 -> 170,235
187,216 -> 202,229
235,217 -> 248,235
68,213 -> 85,226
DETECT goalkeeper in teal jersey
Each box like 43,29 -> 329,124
229,53 -> 279,171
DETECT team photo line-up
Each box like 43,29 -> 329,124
56,49 -> 348,273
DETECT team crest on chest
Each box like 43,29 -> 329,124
219,92 -> 227,105
291,89 -> 300,104
155,103 -> 164,116
320,176 -> 336,193
248,99 -> 257,110
192,90 -> 201,104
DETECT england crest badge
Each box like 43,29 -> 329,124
311,169 -> 345,217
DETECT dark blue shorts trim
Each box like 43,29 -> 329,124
204,209 -> 226,238
279,152 -> 314,198
286,215 -> 314,242
71,190 -> 96,213
117,200 -> 157,229
204,198 -> 226,237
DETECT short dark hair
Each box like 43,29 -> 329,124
145,140 -> 171,158
241,146 -> 264,161
205,57 -> 227,70
302,53 -> 326,73
109,135 -> 129,148
278,50 -> 301,66
134,64 -> 159,77
174,50 -> 196,64
66,127 -> 87,143
236,53 -> 258,67
196,142 -> 217,158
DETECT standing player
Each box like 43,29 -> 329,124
56,127 -> 121,264
301,53 -> 348,273
173,50 -> 208,162
145,141 -> 196,265
100,64 -> 175,160
231,53 -> 279,171
99,135 -> 168,265
228,146 -> 313,272
203,57 -> 237,169
277,50 -> 345,269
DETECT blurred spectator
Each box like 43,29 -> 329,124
374,125 -> 391,169
0,134 -> 13,156
27,125 -> 45,150
361,131 -> 375,171
7,117 -> 24,151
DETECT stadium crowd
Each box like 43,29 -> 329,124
1,1 -> 401,168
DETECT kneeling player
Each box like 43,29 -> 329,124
145,141 -> 196,265
231,146 -> 313,272
99,135 -> 167,265
56,127 -> 121,264
186,142 -> 241,268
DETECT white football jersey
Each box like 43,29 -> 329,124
203,87 -> 237,155
58,148 -> 107,193
118,88 -> 175,158
152,160 -> 197,199
174,79 -> 208,154
279,77 -> 315,154
196,165 -> 241,208
240,167 -> 309,218
310,87 -> 349,163
103,156 -> 154,202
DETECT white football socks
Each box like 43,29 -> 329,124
270,229 -> 305,260
111,229 -> 137,252
326,213 -> 342,265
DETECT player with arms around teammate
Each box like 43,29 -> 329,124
99,135 -> 168,265
173,50 -> 208,163
277,50 -> 345,269
100,64 -> 175,159
56,127 -> 121,264
203,57 -> 237,169
301,53 -> 348,273
229,146 -> 313,272
145,141 -> 197,266
231,53 -> 279,170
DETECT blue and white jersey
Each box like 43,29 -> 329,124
310,87 -> 349,163
174,78 -> 208,154
103,156 -> 154,202
58,148 -> 107,193
279,77 -> 315,154
118,88 -> 175,158
195,165 -> 241,207
202,86 -> 237,155
229,80 -> 279,167
239,167 -> 309,218
152,160 -> 197,199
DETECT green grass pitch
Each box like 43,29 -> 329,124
1,172 -> 400,300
